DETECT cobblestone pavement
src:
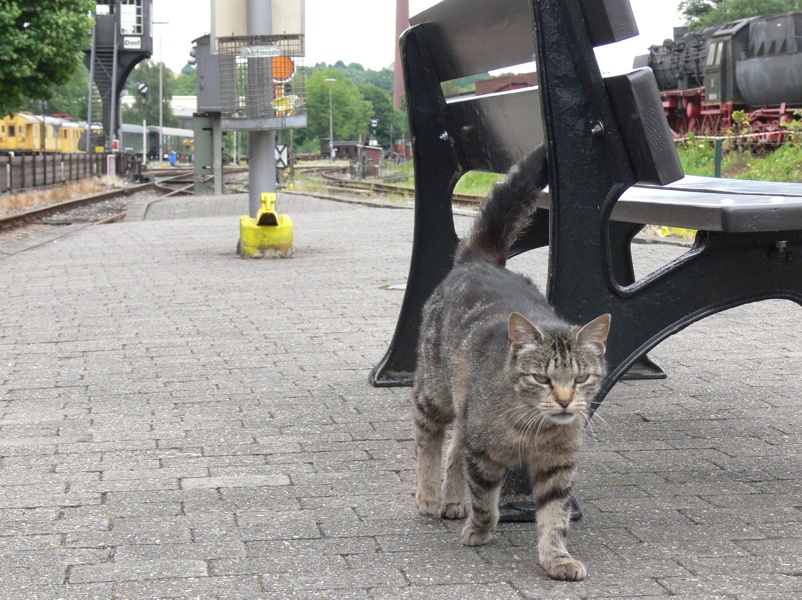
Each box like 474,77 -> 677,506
1,192 -> 801,599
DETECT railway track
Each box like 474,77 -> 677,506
0,168 -> 236,231
1,164 -> 477,245
317,168 -> 482,206
0,180 -> 155,230
0,170 -> 216,257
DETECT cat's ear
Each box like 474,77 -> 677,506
575,314 -> 611,355
508,312 -> 545,350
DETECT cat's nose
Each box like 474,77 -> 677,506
554,388 -> 573,408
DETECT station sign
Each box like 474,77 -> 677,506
275,144 -> 289,168
241,45 -> 281,58
123,37 -> 142,50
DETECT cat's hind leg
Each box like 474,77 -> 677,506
412,377 -> 449,517
532,463 -> 586,581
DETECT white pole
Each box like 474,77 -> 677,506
159,42 -> 163,166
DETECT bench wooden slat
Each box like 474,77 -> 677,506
649,174 -> 802,197
447,88 -> 544,173
443,68 -> 684,185
408,0 -> 640,83
409,0 -> 536,81
531,183 -> 802,233
614,186 -> 802,232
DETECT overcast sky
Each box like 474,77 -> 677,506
153,0 -> 685,76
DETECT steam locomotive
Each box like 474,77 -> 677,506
635,11 -> 802,142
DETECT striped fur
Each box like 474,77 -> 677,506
412,146 -> 610,581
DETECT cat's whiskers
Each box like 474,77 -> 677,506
511,408 -> 532,429
532,410 -> 553,444
518,412 -> 543,461
497,403 -> 532,419
577,411 -> 598,444
516,409 -> 546,460
582,410 -> 609,443
516,411 -> 537,461
588,411 -> 609,430
516,409 -> 544,448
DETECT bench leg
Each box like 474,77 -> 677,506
498,463 -> 582,523
370,25 -> 462,387
609,221 -> 667,381
621,355 -> 666,380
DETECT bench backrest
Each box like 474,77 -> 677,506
404,0 -> 683,185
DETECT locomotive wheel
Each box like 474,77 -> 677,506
701,115 -> 722,137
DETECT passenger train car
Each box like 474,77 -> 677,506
120,123 -> 194,161
0,113 -> 194,160
0,113 -> 105,154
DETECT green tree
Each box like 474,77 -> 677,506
680,0 -> 802,29
19,64 -> 97,121
297,69 -> 372,148
357,83 -> 407,147
0,0 -> 94,116
174,64 -> 197,95
308,62 -> 395,94
122,61 -> 179,127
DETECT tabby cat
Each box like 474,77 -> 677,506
411,145 -> 610,581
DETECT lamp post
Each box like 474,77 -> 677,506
153,20 -> 168,166
325,78 -> 336,160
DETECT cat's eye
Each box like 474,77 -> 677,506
532,374 -> 550,384
574,374 -> 590,384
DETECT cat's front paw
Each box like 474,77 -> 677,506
544,558 -> 586,581
416,496 -> 441,517
440,502 -> 467,519
460,523 -> 493,546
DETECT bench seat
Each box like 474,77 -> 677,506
607,177 -> 802,233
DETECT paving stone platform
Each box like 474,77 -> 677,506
1,191 -> 801,599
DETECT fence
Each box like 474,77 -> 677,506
0,153 -> 108,193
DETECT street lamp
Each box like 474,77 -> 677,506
370,117 -> 379,145
136,81 -> 150,164
325,78 -> 336,161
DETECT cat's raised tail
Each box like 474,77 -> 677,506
454,145 -> 548,268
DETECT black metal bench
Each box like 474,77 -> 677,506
370,0 -> 802,415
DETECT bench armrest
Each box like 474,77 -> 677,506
578,0 -> 638,46
604,68 -> 684,186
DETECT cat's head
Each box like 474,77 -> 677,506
508,313 -> 611,425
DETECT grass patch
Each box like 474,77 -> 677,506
454,171 -> 503,196
384,163 -> 501,197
